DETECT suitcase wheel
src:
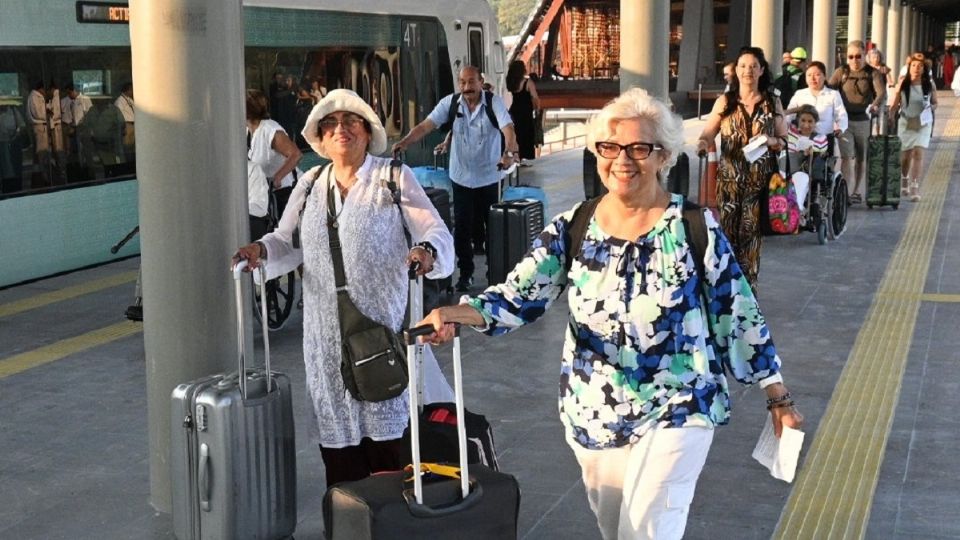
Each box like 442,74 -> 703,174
893,204 -> 899,210
866,203 -> 873,209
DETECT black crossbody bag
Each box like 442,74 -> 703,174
323,164 -> 408,402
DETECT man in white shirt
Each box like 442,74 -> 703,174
392,66 -> 519,291
114,83 -> 135,161
61,84 -> 93,163
27,81 -> 57,185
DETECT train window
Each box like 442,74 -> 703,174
467,24 -> 484,73
0,73 -> 19,96
0,47 -> 134,196
73,70 -> 107,96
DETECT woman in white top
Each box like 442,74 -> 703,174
246,89 -> 303,215
889,52 -> 938,202
233,89 -> 455,488
785,61 -> 848,140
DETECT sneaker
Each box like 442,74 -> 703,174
455,276 -> 473,292
125,304 -> 143,321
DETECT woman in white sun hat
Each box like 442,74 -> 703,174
233,89 -> 454,487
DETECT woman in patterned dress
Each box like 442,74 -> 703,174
416,88 -> 802,540
698,47 -> 787,290
234,89 -> 454,487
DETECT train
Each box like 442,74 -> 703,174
0,0 -> 504,286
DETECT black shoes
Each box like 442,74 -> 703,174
455,276 -> 474,292
125,304 -> 143,321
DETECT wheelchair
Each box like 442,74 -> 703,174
785,135 -> 848,245
249,185 -> 296,331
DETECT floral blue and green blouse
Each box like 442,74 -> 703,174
465,194 -> 782,450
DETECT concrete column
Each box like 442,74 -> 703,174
677,0 -> 716,91
726,0 -> 750,62
848,0 -> 868,45
812,0 -> 838,73
870,0 -> 887,50
886,0 -> 902,76
785,0 -> 811,54
901,6 -> 913,60
751,0 -> 785,76
129,0 -> 248,512
620,0 -> 670,99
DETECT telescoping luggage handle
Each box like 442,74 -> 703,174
231,260 -> 272,400
404,322 -> 469,506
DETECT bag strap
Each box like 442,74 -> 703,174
383,158 -> 411,247
563,197 -> 707,285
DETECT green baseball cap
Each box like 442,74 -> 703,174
790,47 -> 808,60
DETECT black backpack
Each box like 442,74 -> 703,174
439,91 -> 504,153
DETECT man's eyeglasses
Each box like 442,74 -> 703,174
319,114 -> 366,133
847,54 -> 862,60
595,141 -> 663,160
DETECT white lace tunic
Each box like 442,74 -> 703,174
259,154 -> 454,448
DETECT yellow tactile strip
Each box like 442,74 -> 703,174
0,321 -> 142,379
0,270 -> 138,319
773,105 -> 959,539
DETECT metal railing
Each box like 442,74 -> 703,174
540,109 -> 598,155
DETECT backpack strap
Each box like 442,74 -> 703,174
439,93 -> 462,133
563,197 -> 602,276
483,90 -> 499,130
680,200 -> 707,284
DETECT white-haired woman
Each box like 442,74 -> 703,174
234,89 -> 454,487
415,88 -> 802,540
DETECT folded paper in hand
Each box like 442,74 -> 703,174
920,107 -> 933,127
743,135 -> 769,163
752,415 -> 804,483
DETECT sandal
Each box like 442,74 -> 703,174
849,193 -> 862,205
909,181 -> 921,202
900,177 -> 910,197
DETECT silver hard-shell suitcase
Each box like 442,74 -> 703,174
171,262 -> 297,540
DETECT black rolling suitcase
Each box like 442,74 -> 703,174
323,321 -> 520,540
666,153 -> 690,198
422,187 -> 454,311
171,262 -> 297,540
487,198 -> 544,285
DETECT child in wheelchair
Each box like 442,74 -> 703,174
785,105 -> 830,229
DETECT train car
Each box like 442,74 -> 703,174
0,0 -> 504,286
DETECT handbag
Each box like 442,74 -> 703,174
767,171 -> 800,235
325,167 -> 408,402
904,115 -> 921,131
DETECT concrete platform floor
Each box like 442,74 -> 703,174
2,93 -> 959,539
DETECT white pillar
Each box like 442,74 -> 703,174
677,0 -> 715,91
886,0 -> 902,76
620,0 -> 670,99
848,0 -> 868,45
870,0 -> 887,51
130,0 -> 248,512
901,6 -> 913,60
812,0 -> 838,73
751,0 -> 785,76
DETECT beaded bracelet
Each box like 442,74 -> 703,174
766,400 -> 796,411
412,241 -> 437,260
766,392 -> 792,405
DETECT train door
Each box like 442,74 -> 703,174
400,18 -> 443,163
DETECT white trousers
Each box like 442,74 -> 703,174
569,426 -> 714,540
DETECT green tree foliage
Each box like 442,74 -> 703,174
496,0 -> 538,37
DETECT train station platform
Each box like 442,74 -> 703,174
2,92 -> 959,539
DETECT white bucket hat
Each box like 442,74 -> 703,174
301,89 -> 387,159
